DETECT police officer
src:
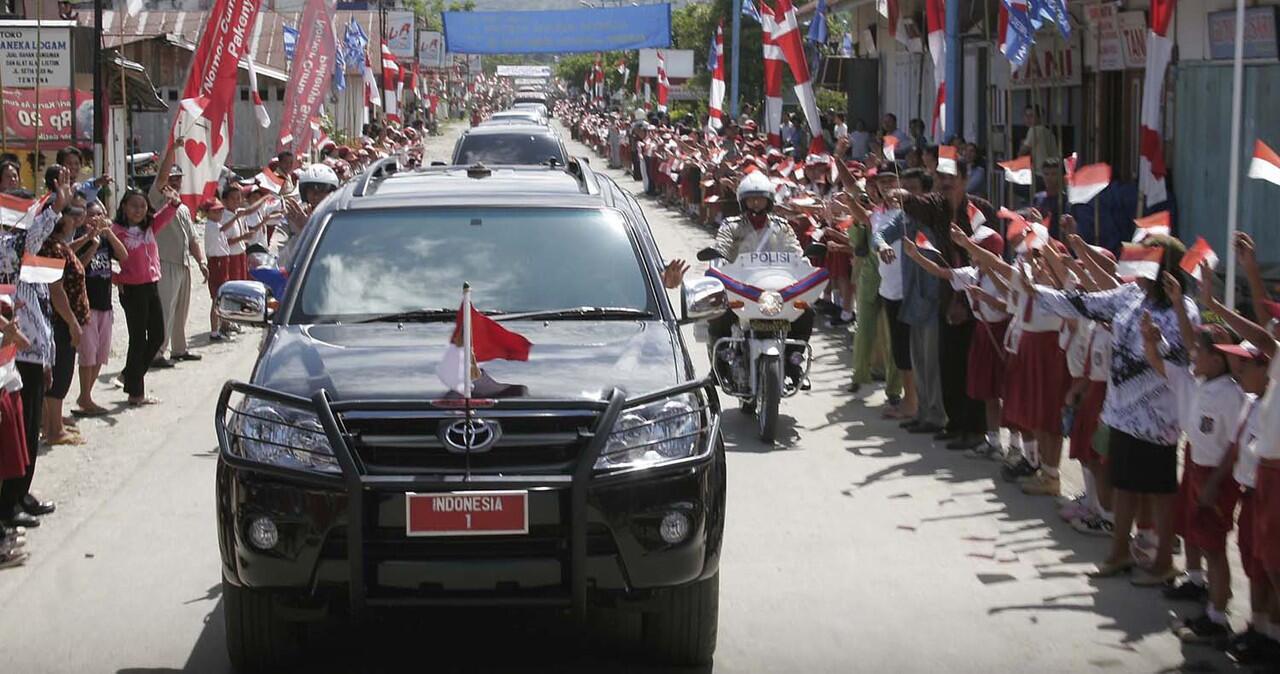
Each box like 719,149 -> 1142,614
707,171 -> 816,390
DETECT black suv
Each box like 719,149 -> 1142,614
450,123 -> 568,165
214,159 -> 726,671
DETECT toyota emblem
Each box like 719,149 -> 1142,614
439,418 -> 502,454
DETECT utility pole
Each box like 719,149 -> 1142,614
730,0 -> 741,119
93,0 -> 104,168
944,0 -> 959,141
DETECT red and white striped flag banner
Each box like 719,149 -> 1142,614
19,253 -> 64,284
998,155 -> 1033,186
1138,0 -> 1174,207
1116,243 -> 1164,281
770,0 -> 826,154
656,50 -> 669,113
1248,140 -> 1280,186
926,0 -> 946,139
707,22 -> 726,132
247,13 -> 270,128
937,145 -> 958,175
1180,236 -> 1219,281
1067,162 -> 1112,204
762,2 -> 784,148
1132,210 -> 1171,242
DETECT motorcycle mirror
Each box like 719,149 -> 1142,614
696,247 -> 725,262
804,242 -> 828,258
430,161 -> 447,166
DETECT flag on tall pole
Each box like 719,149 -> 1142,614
707,22 -> 726,132
1248,139 -> 1280,186
998,0 -> 1033,68
768,0 -> 826,154
171,0 -> 263,210
761,0 -> 785,148
926,0 -> 946,139
656,50 -> 669,113
246,14 -> 271,128
807,0 -> 828,44
381,41 -> 401,122
1139,0 -> 1174,208
742,0 -> 763,23
277,0 -> 336,154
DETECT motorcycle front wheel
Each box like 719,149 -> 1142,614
756,354 -> 781,443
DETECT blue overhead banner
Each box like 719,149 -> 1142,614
442,4 -> 673,54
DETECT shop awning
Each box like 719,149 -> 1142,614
107,51 -> 167,112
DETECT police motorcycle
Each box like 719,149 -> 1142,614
682,173 -> 829,444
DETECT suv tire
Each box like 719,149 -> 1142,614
223,579 -> 305,673
640,572 -> 719,666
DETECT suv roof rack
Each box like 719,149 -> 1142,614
565,157 -> 599,196
353,156 -> 399,197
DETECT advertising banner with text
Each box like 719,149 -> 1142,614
442,4 -> 671,54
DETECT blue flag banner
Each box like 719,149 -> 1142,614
1001,0 -> 1034,68
283,24 -> 300,62
442,4 -> 672,54
742,0 -> 762,24
333,41 -> 347,92
343,18 -> 368,69
1048,0 -> 1071,38
807,0 -> 828,44
1026,0 -> 1046,30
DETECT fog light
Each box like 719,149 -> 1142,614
248,517 -> 279,550
659,511 -> 690,544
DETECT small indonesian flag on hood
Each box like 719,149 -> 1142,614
882,134 -> 899,162
1180,236 -> 1219,281
1067,162 -> 1111,204
19,253 -> 64,284
914,231 -> 941,255
1116,243 -> 1164,281
937,145 -> 958,176
438,286 -> 532,396
1132,211 -> 1171,242
0,193 -> 36,228
1248,140 -> 1280,187
998,155 -> 1033,186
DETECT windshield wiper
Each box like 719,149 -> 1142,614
355,309 -> 458,324
495,307 -> 653,321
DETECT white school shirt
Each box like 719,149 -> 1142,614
1234,396 -> 1262,488
1257,354 -> 1280,460
1003,260 -> 1063,354
1166,368 -> 1246,468
1086,325 -> 1113,383
949,266 -> 1009,323
204,212 -> 234,258
225,209 -> 246,255
1066,320 -> 1095,379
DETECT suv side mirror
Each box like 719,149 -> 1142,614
217,280 -> 271,326
681,276 -> 727,324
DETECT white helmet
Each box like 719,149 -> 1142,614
736,170 -> 775,207
297,163 -> 340,190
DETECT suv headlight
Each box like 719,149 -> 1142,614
230,398 -> 340,474
595,392 -> 707,471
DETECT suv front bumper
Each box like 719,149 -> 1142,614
214,381 -> 725,618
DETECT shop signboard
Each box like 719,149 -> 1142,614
1208,7 -> 1279,60
1009,34 -> 1082,89
0,26 -> 71,88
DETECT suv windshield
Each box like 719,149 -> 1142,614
293,207 -> 653,322
454,133 -> 564,165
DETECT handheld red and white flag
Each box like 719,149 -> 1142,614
254,168 -> 285,194
438,285 -> 533,397
19,253 -> 64,284
1247,140 -> 1280,186
1067,162 -> 1111,204
971,224 -> 999,244
998,156 -> 1033,185
1117,243 -> 1164,281
966,200 -> 987,228
707,22 -> 726,132
914,231 -> 940,255
1180,236 -> 1219,281
1132,211 -> 1171,241
0,193 -> 36,228
882,134 -> 899,163
937,144 -> 958,175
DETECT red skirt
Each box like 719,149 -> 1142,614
1175,458 -> 1239,552
825,250 -> 851,283
1001,330 -> 1070,434
1069,380 -> 1107,464
0,389 -> 29,480
966,319 -> 1008,401
1254,460 -> 1280,572
1238,489 -> 1265,579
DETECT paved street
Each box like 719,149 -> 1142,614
0,122 -> 1237,673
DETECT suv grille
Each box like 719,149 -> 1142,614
338,411 -> 599,473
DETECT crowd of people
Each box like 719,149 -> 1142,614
563,97 -> 1280,662
0,121 -> 431,569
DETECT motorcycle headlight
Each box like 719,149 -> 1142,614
230,398 -> 340,474
759,290 -> 784,317
595,392 -> 707,471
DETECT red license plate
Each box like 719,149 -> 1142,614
405,491 -> 529,537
